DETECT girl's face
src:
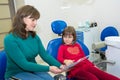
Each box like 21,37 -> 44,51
23,15 -> 37,31
63,34 -> 74,45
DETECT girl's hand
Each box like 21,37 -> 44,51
64,59 -> 74,66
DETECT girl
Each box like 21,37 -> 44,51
57,26 -> 120,80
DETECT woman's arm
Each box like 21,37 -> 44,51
36,35 -> 61,68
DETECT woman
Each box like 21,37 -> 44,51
57,26 -> 120,80
4,5 -> 63,80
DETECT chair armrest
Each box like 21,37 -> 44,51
92,41 -> 106,50
95,60 -> 116,65
93,60 -> 116,71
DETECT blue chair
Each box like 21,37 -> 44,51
92,26 -> 119,53
47,20 -> 89,80
100,26 -> 119,51
0,50 -> 7,80
92,26 -> 119,71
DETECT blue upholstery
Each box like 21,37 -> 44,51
47,38 -> 62,59
47,20 -> 67,59
101,26 -> 119,41
77,40 -> 89,56
51,20 -> 67,35
0,50 -> 7,80
100,26 -> 119,51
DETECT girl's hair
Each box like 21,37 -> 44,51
62,26 -> 76,44
10,5 -> 40,39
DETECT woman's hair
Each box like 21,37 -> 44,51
62,26 -> 76,44
10,5 -> 40,39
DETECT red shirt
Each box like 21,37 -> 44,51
57,43 -> 94,78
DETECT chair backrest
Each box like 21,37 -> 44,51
100,26 -> 119,41
77,40 -> 89,56
100,26 -> 119,51
51,20 -> 67,35
0,50 -> 7,80
47,38 -> 89,59
47,38 -> 62,59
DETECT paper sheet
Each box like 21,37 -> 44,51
63,55 -> 89,71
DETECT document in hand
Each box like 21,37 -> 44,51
63,55 -> 89,71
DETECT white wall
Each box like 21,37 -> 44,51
15,0 -> 120,51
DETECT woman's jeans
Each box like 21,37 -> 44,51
6,72 -> 54,80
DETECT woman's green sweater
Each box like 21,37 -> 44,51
4,33 -> 61,78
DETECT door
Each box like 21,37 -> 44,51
0,0 -> 15,50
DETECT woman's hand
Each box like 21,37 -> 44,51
49,66 -> 63,74
64,59 -> 74,66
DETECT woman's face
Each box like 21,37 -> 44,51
23,15 -> 37,31
63,34 -> 74,45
